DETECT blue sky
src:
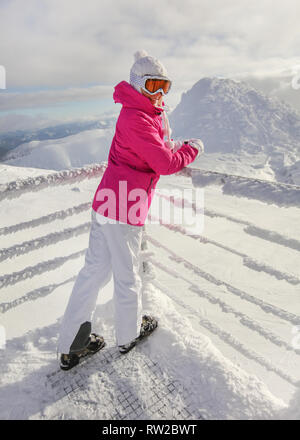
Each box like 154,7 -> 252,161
0,0 -> 300,132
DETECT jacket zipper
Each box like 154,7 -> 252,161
147,178 -> 153,194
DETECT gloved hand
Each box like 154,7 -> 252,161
184,139 -> 204,156
165,139 -> 183,152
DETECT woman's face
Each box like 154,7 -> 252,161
141,89 -> 163,106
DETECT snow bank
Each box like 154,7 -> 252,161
0,162 -> 106,202
280,388 -> 300,420
0,282 -> 286,420
138,282 -> 287,419
185,167 -> 300,208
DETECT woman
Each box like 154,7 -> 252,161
58,50 -> 204,370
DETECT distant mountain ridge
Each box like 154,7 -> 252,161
2,128 -> 114,171
0,116 -> 117,161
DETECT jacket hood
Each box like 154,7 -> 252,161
113,81 -> 163,116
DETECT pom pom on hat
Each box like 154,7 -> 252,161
134,50 -> 149,62
130,49 -> 170,93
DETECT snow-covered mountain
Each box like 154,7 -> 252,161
169,77 -> 300,184
0,116 -> 117,161
2,128 -> 114,171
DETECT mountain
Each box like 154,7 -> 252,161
169,77 -> 300,184
2,128 -> 114,171
0,116 -> 117,161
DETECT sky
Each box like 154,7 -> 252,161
0,0 -> 300,132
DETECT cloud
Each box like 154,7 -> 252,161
1,0 -> 300,86
0,85 -> 112,111
0,109 -> 118,134
0,0 -> 300,113
0,113 -> 64,133
241,73 -> 300,114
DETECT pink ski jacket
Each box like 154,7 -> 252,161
92,81 -> 198,226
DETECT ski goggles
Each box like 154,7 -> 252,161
142,76 -> 172,96
130,71 -> 172,96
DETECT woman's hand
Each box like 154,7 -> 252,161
185,139 -> 204,156
165,139 -> 183,152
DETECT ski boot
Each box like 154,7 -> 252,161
60,333 -> 105,371
118,315 -> 158,354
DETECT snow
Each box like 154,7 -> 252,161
0,76 -> 300,419
0,278 -> 286,420
2,128 -> 113,171
190,168 -> 300,208
0,160 -> 299,420
169,77 -> 300,185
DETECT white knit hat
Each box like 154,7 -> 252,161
130,50 -> 171,93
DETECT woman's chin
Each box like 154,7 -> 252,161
150,98 -> 161,106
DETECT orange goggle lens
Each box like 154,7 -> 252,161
145,78 -> 171,94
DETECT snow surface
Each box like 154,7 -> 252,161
0,160 -> 299,420
1,77 -> 300,419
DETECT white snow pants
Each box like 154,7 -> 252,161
57,209 -> 143,354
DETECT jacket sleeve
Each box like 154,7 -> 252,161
122,112 -> 198,175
